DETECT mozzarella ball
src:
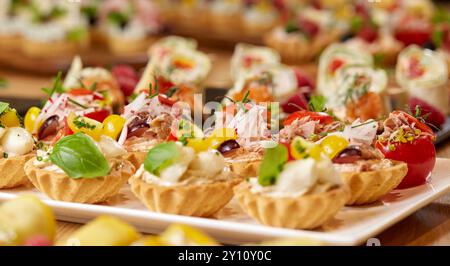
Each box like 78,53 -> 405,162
1,127 -> 34,156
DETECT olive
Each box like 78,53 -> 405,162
423,41 -> 436,51
332,146 -> 362,164
217,140 -> 240,155
37,115 -> 60,140
127,116 -> 150,138
340,32 -> 355,42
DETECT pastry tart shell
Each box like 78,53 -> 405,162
129,174 -> 242,217
339,160 -> 408,205
225,152 -> 262,178
234,182 -> 350,229
125,151 -> 147,170
0,154 -> 35,189
24,159 -> 134,204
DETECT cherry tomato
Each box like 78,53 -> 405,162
208,128 -> 237,149
63,117 -> 74,136
394,18 -> 432,46
186,138 -> 211,152
69,88 -> 104,100
167,132 -> 178,141
67,112 -> 103,140
24,106 -> 41,133
320,135 -> 349,159
376,136 -> 436,188
409,97 -> 446,128
284,110 -> 334,126
102,115 -> 126,140
281,92 -> 309,113
298,18 -> 319,38
357,25 -> 378,43
84,109 -> 111,123
279,140 -> 294,161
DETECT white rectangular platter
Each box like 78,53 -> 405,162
1,158 -> 450,246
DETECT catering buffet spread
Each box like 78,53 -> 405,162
1,0 -> 450,246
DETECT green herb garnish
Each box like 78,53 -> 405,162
68,98 -> 89,109
285,21 -> 299,33
42,71 -> 64,97
0,102 -> 9,116
258,144 -> 288,186
49,133 -> 110,179
73,116 -> 96,130
144,142 -> 180,175
107,11 -> 129,28
67,27 -> 87,42
308,95 -> 327,112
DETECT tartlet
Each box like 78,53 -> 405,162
129,142 -> 242,216
0,103 -> 35,189
234,144 -> 349,229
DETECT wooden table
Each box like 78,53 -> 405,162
1,60 -> 450,246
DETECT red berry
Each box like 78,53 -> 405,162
409,97 -> 446,128
24,235 -> 52,246
116,75 -> 138,97
111,65 -> 138,80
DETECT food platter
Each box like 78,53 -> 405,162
1,158 -> 449,246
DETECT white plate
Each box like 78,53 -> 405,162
1,158 -> 450,246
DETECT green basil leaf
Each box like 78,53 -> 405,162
258,144 -> 288,187
0,102 -> 9,116
144,142 -> 180,175
50,133 -> 110,179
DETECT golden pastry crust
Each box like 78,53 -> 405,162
21,38 -> 89,58
129,174 -> 242,217
224,148 -> 263,177
0,34 -> 22,51
0,154 -> 35,189
107,35 -> 158,55
125,151 -> 147,170
234,182 -> 349,229
339,160 -> 407,205
24,159 -> 134,204
264,27 -> 341,63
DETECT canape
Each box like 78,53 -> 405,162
376,110 -> 436,189
208,0 -> 243,36
396,45 -> 449,116
25,132 -> 134,204
116,91 -> 187,168
230,43 -> 280,81
21,1 -> 89,58
0,0 -> 30,51
0,102 -> 35,189
234,143 -> 349,229
99,0 -> 164,55
264,7 -> 343,63
133,36 -> 211,109
129,142 -> 241,216
242,0 -> 281,37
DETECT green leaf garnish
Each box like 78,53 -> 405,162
258,144 -> 288,187
308,95 -> 327,112
432,29 -> 444,47
0,102 -> 9,116
67,27 -> 87,42
107,11 -> 129,27
350,16 -> 363,33
50,133 -> 110,179
68,97 -> 88,109
285,21 -> 299,33
144,142 -> 180,175
41,71 -> 65,97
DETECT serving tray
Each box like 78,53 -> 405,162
0,158 -> 449,246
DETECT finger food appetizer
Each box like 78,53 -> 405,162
98,0 -> 164,55
396,45 -> 449,123
0,102 -> 35,189
376,110 -> 436,189
129,141 -> 241,216
234,143 -> 349,229
242,0 -> 282,37
24,132 -> 134,203
134,36 -> 211,109
209,0 -> 243,36
117,90 -> 187,168
264,6 -> 343,63
21,1 -> 89,58
230,43 -> 280,81
0,0 -> 30,51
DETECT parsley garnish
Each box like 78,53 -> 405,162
42,71 -> 64,97
68,98 -> 88,109
73,116 -> 96,130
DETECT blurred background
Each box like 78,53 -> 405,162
0,0 -> 450,111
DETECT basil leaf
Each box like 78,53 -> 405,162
258,144 -> 288,186
50,133 -> 110,179
0,102 -> 9,116
144,142 -> 180,175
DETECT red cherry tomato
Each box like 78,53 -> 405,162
279,140 -> 295,161
69,88 -> 104,100
84,109 -> 111,123
376,136 -> 436,188
284,110 -> 334,126
63,117 -> 74,136
298,18 -> 319,38
167,132 -> 178,141
357,25 -> 379,43
157,94 -> 177,106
